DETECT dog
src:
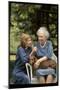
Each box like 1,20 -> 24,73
29,56 -> 57,69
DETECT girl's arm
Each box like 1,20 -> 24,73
29,47 -> 37,59
18,47 -> 29,63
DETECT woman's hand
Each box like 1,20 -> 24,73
34,60 -> 40,69
34,56 -> 48,69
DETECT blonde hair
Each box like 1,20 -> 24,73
37,27 -> 50,39
20,33 -> 31,48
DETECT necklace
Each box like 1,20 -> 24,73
40,41 -> 47,48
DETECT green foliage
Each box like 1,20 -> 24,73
9,3 -> 58,53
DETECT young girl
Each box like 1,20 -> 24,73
12,33 -> 33,84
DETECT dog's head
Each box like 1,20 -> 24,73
29,56 -> 37,65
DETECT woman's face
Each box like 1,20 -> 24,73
26,38 -> 32,48
37,32 -> 47,45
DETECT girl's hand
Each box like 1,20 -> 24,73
32,47 -> 37,53
29,55 -> 34,60
29,47 -> 37,57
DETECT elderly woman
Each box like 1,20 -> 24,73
12,33 -> 33,84
33,27 -> 57,84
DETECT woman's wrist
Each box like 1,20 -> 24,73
38,56 -> 48,63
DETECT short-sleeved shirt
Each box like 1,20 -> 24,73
35,41 -> 53,59
34,41 -> 56,76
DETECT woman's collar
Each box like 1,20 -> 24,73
39,41 -> 47,48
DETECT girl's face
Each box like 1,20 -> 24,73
26,38 -> 32,48
38,32 -> 47,45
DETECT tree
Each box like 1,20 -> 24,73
9,2 -> 58,54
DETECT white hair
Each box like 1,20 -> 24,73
37,27 -> 50,39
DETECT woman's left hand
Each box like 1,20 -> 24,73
34,60 -> 40,69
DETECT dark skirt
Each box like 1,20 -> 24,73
35,68 -> 56,77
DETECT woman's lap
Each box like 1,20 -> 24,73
35,68 -> 56,77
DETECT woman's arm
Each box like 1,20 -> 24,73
46,41 -> 53,59
37,56 -> 48,63
34,56 -> 48,69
